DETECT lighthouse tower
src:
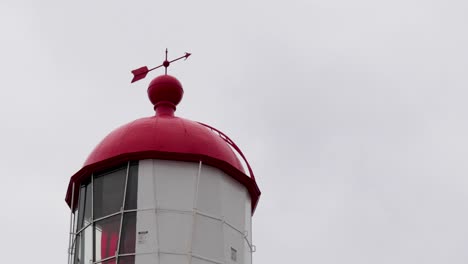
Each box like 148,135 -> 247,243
65,73 -> 261,264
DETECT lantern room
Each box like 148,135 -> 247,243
65,74 -> 261,264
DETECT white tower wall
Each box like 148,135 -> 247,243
135,160 -> 253,264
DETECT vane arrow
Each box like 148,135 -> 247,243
169,52 -> 192,64
131,49 -> 191,83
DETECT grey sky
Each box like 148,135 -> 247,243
1,0 -> 468,263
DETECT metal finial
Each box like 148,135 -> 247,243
131,49 -> 192,83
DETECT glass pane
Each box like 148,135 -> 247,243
95,214 -> 121,261
77,187 -> 85,228
75,226 -> 93,264
124,162 -> 138,210
77,183 -> 92,228
118,255 -> 135,264
119,212 -> 136,254
73,234 -> 81,264
94,166 -> 126,219
84,184 -> 92,224
100,257 -> 116,264
73,211 -> 78,235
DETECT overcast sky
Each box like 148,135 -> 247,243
1,0 -> 468,263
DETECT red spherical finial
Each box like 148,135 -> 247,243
147,75 -> 184,115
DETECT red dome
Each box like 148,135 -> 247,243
65,75 -> 260,212
85,115 -> 245,171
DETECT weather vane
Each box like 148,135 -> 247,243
131,48 -> 191,83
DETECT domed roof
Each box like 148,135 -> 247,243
85,115 -> 245,172
66,75 -> 260,212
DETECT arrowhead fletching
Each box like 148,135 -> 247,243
131,66 -> 149,83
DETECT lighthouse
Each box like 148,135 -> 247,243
65,58 -> 261,264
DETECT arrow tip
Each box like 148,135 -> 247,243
184,52 -> 192,60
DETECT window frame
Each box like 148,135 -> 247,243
68,161 -> 139,264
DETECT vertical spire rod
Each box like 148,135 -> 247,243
165,48 -> 168,75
